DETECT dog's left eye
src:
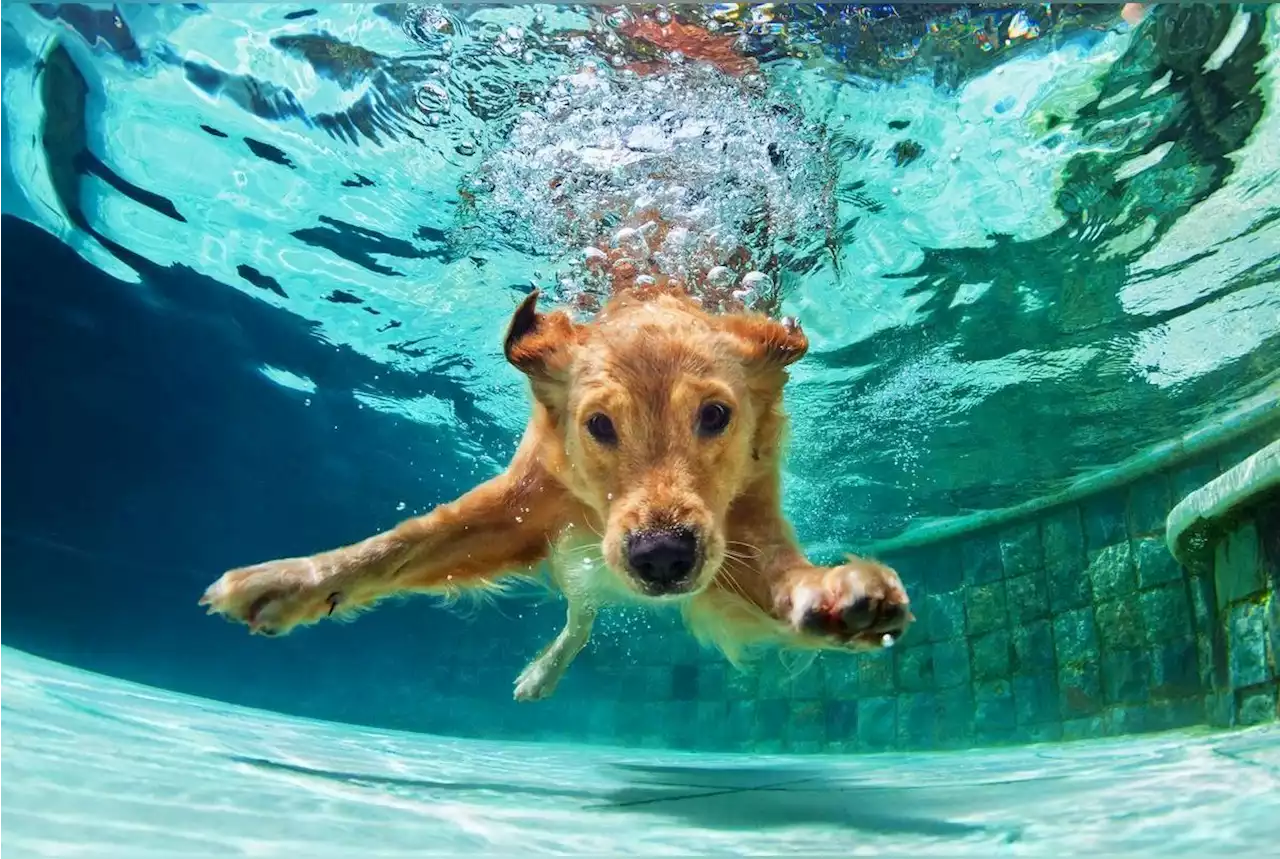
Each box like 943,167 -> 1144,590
585,412 -> 618,445
697,402 -> 732,436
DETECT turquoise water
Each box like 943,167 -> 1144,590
3,3 -> 1280,854
4,647 -> 1279,855
5,3 -> 1277,548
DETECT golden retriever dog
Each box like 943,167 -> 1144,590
200,284 -> 913,700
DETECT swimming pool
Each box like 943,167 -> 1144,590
2,2 -> 1279,854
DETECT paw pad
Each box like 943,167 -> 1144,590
784,560 -> 913,650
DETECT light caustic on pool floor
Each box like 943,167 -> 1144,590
1,647 -> 1278,856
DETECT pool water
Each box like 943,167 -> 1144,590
3,2 -> 1280,855
4,2 -> 1277,551
3,646 -> 1279,856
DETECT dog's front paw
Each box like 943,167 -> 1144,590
200,557 -> 337,636
776,559 -> 914,650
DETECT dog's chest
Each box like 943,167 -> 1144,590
549,531 -> 634,606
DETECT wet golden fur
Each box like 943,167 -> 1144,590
201,285 -> 912,700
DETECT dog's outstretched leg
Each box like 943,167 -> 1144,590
201,464 -> 567,636
709,501 -> 914,652
513,600 -> 595,702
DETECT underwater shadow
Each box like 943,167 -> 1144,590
227,755 -> 1085,842
594,761 -> 1043,840
228,755 -> 600,802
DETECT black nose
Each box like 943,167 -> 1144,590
626,528 -> 699,589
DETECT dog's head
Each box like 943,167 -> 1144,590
504,288 -> 807,600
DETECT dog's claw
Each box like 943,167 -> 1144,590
200,557 -> 335,636
782,560 -> 912,651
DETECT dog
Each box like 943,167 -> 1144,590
200,283 -> 913,701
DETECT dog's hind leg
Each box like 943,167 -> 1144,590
201,461 -> 571,636
513,599 -> 595,702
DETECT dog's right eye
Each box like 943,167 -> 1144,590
585,413 -> 618,445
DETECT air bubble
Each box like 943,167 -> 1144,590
655,8 -> 671,24
416,81 -> 450,114
664,226 -> 691,250
396,501 -> 406,511
706,265 -> 736,288
470,51 -> 835,313
611,227 -> 650,259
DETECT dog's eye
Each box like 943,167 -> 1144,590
585,413 -> 618,445
697,402 -> 732,437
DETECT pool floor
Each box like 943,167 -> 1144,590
1,647 -> 1277,856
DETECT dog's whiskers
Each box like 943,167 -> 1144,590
725,540 -> 763,558
716,556 -> 754,603
559,543 -> 602,561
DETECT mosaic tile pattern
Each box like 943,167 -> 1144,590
1210,513 -> 1280,727
3,649 -> 1279,857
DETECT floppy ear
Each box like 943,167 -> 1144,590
504,289 -> 579,384
721,313 -> 809,370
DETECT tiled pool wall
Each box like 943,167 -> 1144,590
1186,470 -> 1280,731
502,424 -> 1278,754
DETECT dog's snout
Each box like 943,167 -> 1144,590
626,528 -> 699,591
